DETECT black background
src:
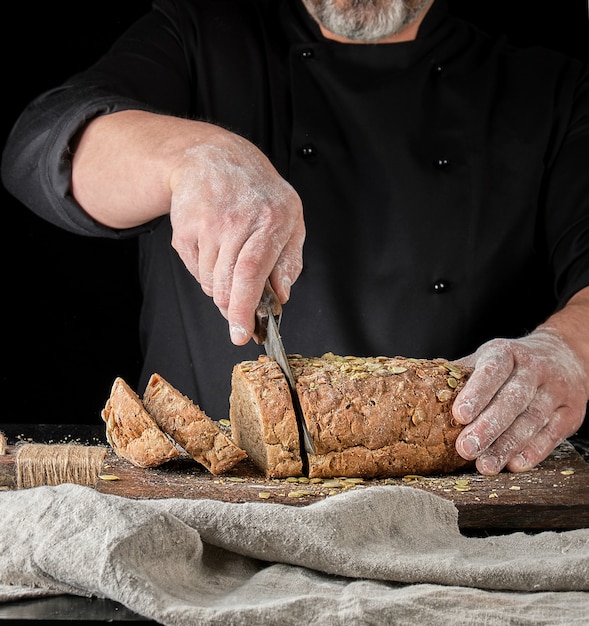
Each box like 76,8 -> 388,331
2,1 -> 588,427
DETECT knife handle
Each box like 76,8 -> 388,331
253,280 -> 282,345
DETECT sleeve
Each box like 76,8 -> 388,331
0,0 -> 196,238
545,62 -> 589,307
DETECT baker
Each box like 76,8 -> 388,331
2,0 -> 588,476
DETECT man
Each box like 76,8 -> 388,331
2,0 -> 588,475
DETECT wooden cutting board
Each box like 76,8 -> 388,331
2,439 -> 588,533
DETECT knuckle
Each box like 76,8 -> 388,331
476,359 -> 503,380
507,385 -> 535,411
277,252 -> 304,278
483,337 -> 512,354
213,290 -> 230,310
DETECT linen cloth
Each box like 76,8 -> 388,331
1,483 -> 587,625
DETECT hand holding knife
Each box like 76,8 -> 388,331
254,281 -> 315,455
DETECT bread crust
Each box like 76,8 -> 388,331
101,377 -> 180,468
230,354 -> 474,478
143,373 -> 247,475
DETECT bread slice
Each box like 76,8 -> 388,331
101,377 -> 180,468
143,373 -> 247,476
230,353 -> 474,478
230,357 -> 303,478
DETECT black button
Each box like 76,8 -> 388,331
433,158 -> 450,169
299,144 -> 317,158
301,48 -> 315,59
432,279 -> 450,293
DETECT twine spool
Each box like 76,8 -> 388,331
15,443 -> 107,489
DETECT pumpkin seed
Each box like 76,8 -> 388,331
436,388 -> 453,402
98,474 -> 120,481
287,490 -> 312,498
411,408 -> 426,426
322,479 -> 343,488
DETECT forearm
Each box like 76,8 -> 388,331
71,110 -> 222,228
73,107 -> 304,342
537,285 -> 589,399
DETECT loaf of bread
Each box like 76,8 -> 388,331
102,377 -> 180,468
143,373 -> 247,475
230,353 -> 474,479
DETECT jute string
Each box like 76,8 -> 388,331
15,443 -> 107,489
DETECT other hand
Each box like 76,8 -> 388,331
452,329 -> 587,475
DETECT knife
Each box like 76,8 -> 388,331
254,281 -> 315,455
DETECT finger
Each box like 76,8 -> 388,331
196,231 -> 221,299
226,240 -> 278,346
452,339 -> 516,425
473,387 -> 553,475
269,223 -> 305,303
170,204 -> 219,297
224,214 -> 303,344
211,241 -> 241,319
212,216 -> 290,318
207,218 -> 256,316
172,236 -> 202,285
228,276 -> 268,345
455,367 -> 538,460
506,405 -> 579,472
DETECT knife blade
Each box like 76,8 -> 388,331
254,281 -> 315,455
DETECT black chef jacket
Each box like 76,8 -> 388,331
2,0 -> 589,422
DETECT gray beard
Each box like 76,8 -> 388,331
301,0 -> 431,41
